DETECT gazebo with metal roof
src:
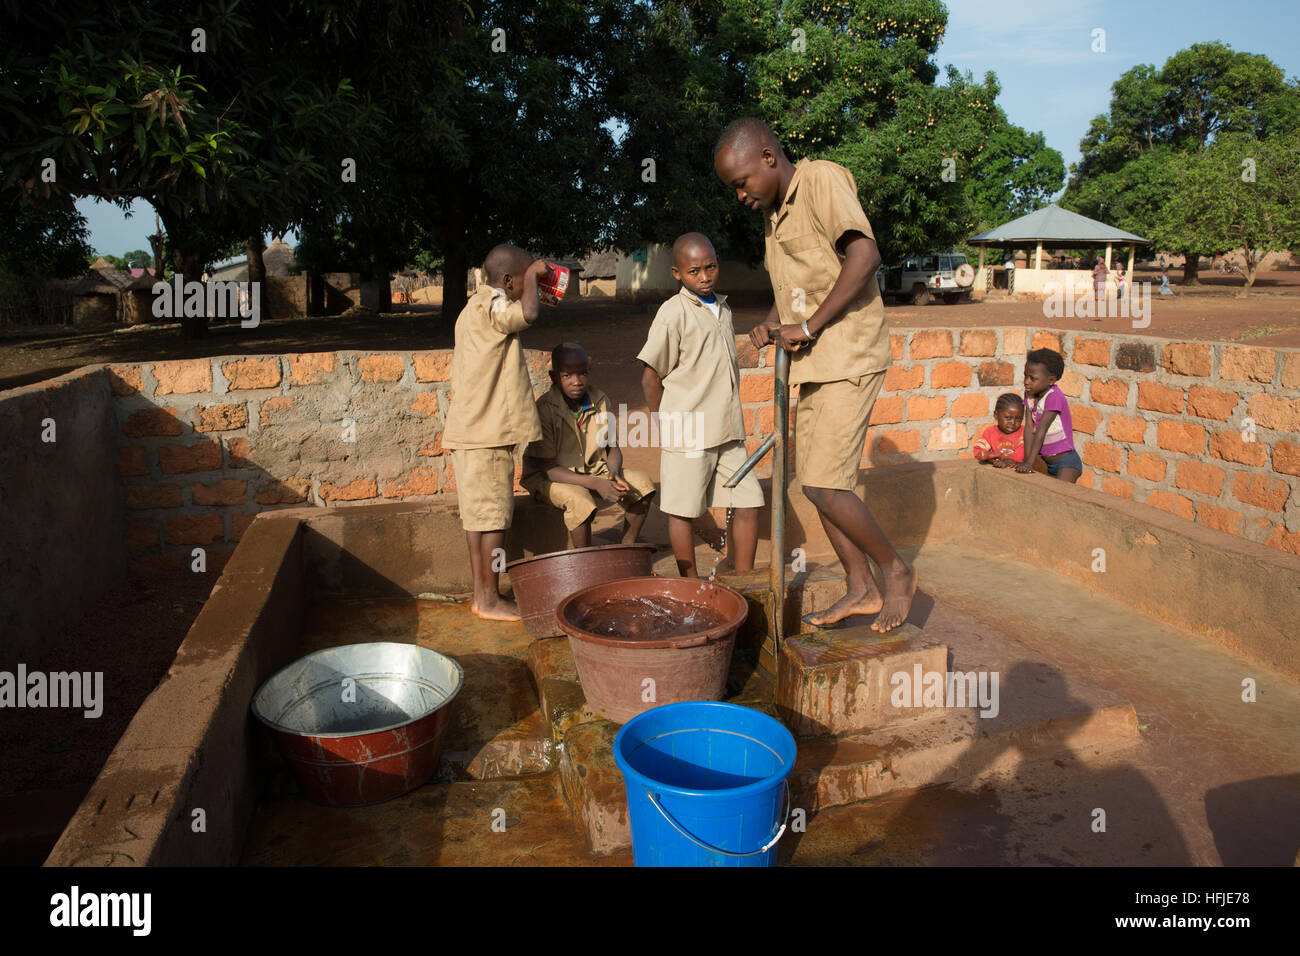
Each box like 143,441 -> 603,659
969,204 -> 1148,277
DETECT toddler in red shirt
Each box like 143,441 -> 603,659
973,393 -> 1025,468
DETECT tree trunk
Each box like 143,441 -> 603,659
1181,250 -> 1200,286
173,248 -> 206,338
442,245 -> 469,318
246,235 -> 270,321
148,216 -> 167,279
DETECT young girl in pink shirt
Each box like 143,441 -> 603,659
1019,348 -> 1082,483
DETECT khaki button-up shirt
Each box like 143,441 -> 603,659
637,288 -> 746,452
522,385 -> 615,480
443,285 -> 543,450
765,158 -> 891,385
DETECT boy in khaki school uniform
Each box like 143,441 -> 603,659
639,232 -> 764,577
714,118 -> 917,633
522,342 -> 657,548
443,244 -> 551,621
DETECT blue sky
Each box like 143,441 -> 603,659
78,0 -> 1300,256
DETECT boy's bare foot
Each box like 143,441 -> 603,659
807,575 -> 884,627
870,560 -> 917,633
473,595 -> 521,621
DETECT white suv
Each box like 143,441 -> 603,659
879,252 -> 976,305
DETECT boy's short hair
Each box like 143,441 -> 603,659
1026,347 -> 1065,379
483,244 -> 531,285
994,392 -> 1024,413
714,117 -> 781,157
551,342 -> 587,369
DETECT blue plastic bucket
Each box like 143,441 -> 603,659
613,701 -> 797,867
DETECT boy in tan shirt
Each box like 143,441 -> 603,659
714,118 -> 916,633
638,233 -> 764,577
522,342 -> 657,548
443,244 -> 550,621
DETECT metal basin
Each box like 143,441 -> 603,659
506,542 -> 657,638
251,642 -> 463,806
556,576 -> 748,724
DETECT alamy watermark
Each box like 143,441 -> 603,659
890,664 -> 1000,718
595,406 -> 708,458
0,665 -> 103,718
1041,280 -> 1152,328
152,273 -> 261,328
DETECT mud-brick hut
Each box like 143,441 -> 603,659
68,258 -> 131,326
578,250 -> 618,297
118,273 -> 158,324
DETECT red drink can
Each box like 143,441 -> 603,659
538,264 -> 570,306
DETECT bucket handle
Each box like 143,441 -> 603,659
645,781 -> 791,859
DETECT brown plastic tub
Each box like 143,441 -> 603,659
556,576 -> 748,724
507,543 -> 657,639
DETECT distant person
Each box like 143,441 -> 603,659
1020,348 -> 1081,483
1115,264 -> 1127,299
1159,272 -> 1174,295
1005,253 -> 1015,290
443,243 -> 552,621
972,393 -> 1026,469
714,117 -> 915,632
638,232 -> 763,578
522,342 -> 656,549
1092,257 -> 1108,317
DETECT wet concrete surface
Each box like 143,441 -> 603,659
240,540 -> 1300,866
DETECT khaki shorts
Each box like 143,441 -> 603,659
795,371 -> 885,491
522,466 -> 657,531
450,446 -> 516,531
660,440 -> 765,519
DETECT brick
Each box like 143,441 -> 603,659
418,435 -> 446,458
1090,378 -> 1130,406
1208,429 -> 1268,467
412,351 -> 453,382
927,422 -> 967,450
755,404 -> 774,435
1073,338 -> 1110,366
1127,451 -> 1167,482
1031,331 -> 1062,353
122,407 -> 182,438
1114,343 -> 1156,373
118,446 -> 149,477
1219,346 -> 1276,384
259,396 -> 295,426
125,518 -> 158,550
930,361 -> 971,388
1282,353 -> 1300,389
1247,393 -> 1300,433
222,357 -> 281,390
1146,491 -> 1195,521
735,337 -> 760,369
1101,476 -> 1134,499
232,514 -> 259,541
320,477 -> 378,501
1072,406 -> 1102,435
1187,386 -> 1239,421
950,393 -> 988,419
383,467 -> 441,498
165,514 -> 224,545
256,477 -> 312,505
126,484 -> 182,509
1265,525 -> 1300,556
874,430 -> 921,454
227,437 -> 252,469
976,361 -> 1014,387
1196,503 -> 1244,536
906,396 -> 947,421
1056,368 -> 1084,398
411,391 -> 441,417
890,334 -> 905,361
1002,328 -> 1027,355
909,330 -> 952,359
158,440 -> 222,474
1136,381 -> 1184,414
153,359 -> 212,395
1156,420 -> 1206,455
1081,442 -> 1122,473
869,396 -> 904,425
957,330 -> 997,357
1274,441 -> 1300,477
1076,470 -> 1095,489
1232,472 -> 1290,511
884,365 -> 924,391
195,403 -> 248,432
739,373 -> 773,403
191,479 -> 247,506
107,365 -> 144,396
288,352 -> 336,385
1106,414 -> 1148,444
1162,342 -> 1212,377
358,354 -> 403,382
1175,461 -> 1226,496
